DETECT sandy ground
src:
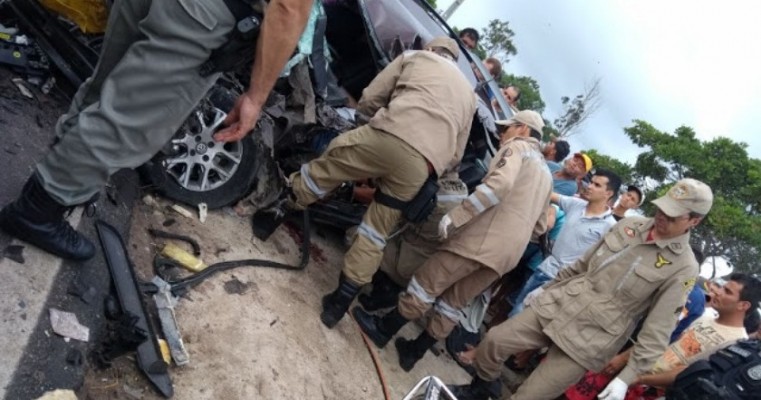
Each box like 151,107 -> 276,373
79,196 -> 471,399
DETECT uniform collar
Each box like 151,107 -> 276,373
638,218 -> 690,255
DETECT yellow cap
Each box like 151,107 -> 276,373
574,152 -> 593,173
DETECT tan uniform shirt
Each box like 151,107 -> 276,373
532,216 -> 699,384
357,51 -> 477,176
442,136 -> 552,275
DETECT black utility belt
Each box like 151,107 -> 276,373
374,175 -> 439,224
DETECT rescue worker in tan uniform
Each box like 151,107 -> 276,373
353,110 -> 553,372
358,173 -> 469,311
448,178 -> 714,400
254,36 -> 477,328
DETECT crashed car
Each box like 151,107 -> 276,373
5,0 -> 511,230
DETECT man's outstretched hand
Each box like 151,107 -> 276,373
214,93 -> 262,142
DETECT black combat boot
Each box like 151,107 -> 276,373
251,187 -> 295,241
357,271 -> 403,312
448,375 -> 502,400
0,174 -> 95,261
395,330 -> 438,372
320,273 -> 362,328
352,306 -> 408,348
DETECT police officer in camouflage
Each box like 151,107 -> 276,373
0,0 -> 313,261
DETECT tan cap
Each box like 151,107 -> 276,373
495,110 -> 545,133
425,36 -> 460,61
651,178 -> 713,217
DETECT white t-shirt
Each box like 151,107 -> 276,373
651,313 -> 748,373
702,307 -> 719,318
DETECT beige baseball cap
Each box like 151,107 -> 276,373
495,110 -> 545,133
651,178 -> 713,216
425,36 -> 460,61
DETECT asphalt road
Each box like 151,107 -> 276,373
0,70 -> 66,250
0,67 -> 140,399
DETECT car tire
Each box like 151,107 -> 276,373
139,84 -> 259,209
140,135 -> 259,209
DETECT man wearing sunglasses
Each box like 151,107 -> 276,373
448,178 -> 714,400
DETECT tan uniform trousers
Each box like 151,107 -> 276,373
398,250 -> 499,340
290,125 -> 429,285
379,233 -> 436,287
474,307 -> 588,400
379,174 -> 467,286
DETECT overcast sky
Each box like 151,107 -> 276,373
444,0 -> 761,164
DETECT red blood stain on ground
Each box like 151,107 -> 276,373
282,221 -> 327,264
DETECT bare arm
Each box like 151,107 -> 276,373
215,0 -> 313,142
602,348 -> 633,375
546,204 -> 557,231
636,365 -> 688,388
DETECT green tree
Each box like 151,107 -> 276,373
426,0 -> 437,8
479,19 -> 517,64
624,120 -> 761,274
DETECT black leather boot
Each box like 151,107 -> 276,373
395,330 -> 438,372
0,174 -> 95,261
320,273 -> 362,328
358,271 -> 403,312
448,375 -> 502,400
352,306 -> 408,348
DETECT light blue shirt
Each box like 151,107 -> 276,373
547,161 -> 577,196
537,195 -> 616,277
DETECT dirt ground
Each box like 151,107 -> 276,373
79,196 -> 472,399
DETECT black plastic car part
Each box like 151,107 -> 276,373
96,220 -> 173,398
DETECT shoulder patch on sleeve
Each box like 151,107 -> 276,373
496,148 -> 513,168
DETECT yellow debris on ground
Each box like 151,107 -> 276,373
34,389 -> 77,400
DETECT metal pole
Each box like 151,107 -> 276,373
441,0 -> 466,20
